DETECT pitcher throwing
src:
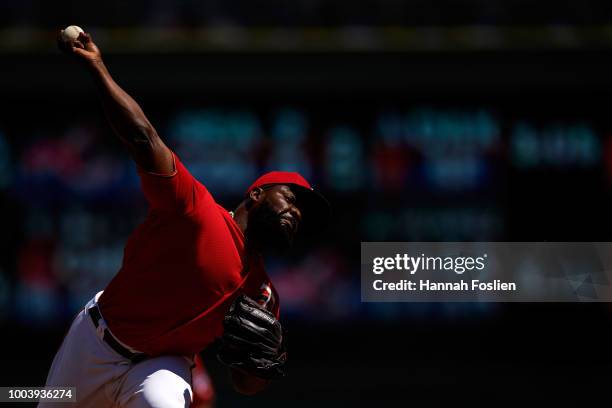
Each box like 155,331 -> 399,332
40,29 -> 329,407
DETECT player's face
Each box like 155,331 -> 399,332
246,185 -> 303,251
264,185 -> 303,238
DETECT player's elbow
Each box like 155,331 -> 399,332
129,122 -> 157,148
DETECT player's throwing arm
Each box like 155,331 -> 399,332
58,26 -> 174,174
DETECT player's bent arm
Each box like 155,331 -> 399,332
230,368 -> 270,395
61,31 -> 173,174
90,60 -> 173,173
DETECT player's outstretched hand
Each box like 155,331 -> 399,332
57,31 -> 102,66
217,294 -> 287,380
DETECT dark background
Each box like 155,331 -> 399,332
2,1 -> 612,407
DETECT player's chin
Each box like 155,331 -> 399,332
275,231 -> 294,250
280,222 -> 297,245
266,227 -> 294,253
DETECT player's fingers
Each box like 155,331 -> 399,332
71,47 -> 89,58
78,32 -> 98,52
73,40 -> 85,49
78,32 -> 92,44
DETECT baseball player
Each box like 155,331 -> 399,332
40,31 -> 329,407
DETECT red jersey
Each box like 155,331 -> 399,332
98,153 -> 280,356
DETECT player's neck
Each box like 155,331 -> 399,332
232,202 -> 248,235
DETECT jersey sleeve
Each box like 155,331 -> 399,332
137,151 -> 209,214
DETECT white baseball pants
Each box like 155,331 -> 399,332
38,292 -> 193,408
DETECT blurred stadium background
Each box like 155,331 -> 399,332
2,1 -> 612,407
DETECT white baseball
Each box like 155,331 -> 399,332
61,25 -> 84,43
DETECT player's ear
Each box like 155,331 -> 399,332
248,187 -> 264,203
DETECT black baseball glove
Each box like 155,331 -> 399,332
217,294 -> 287,380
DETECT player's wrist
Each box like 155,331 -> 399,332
230,369 -> 270,395
87,58 -> 106,72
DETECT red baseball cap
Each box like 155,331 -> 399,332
246,171 -> 330,236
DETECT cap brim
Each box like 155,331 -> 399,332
291,185 -> 331,239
